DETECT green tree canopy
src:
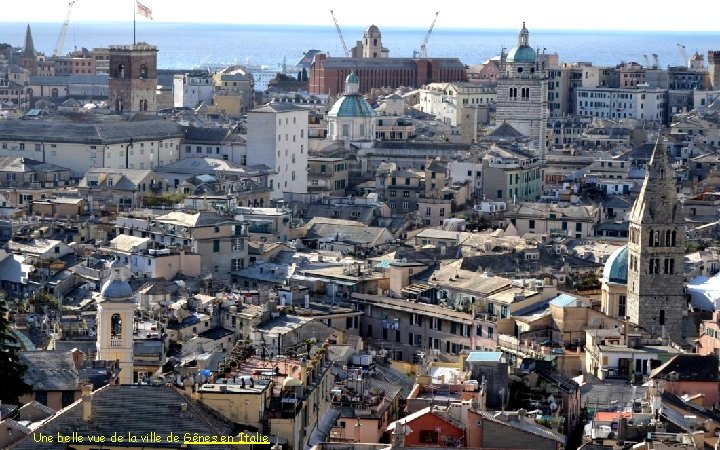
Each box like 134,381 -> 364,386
0,298 -> 31,404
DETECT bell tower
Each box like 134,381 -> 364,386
108,43 -> 158,113
96,260 -> 135,384
626,137 -> 686,342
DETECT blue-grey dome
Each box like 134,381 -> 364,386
100,278 -> 133,300
602,245 -> 628,284
346,73 -> 359,84
506,46 -> 536,64
328,95 -> 376,118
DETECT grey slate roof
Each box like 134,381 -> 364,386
0,119 -> 183,145
19,351 -> 79,391
251,103 -> 306,113
650,354 -> 720,381
10,385 -> 237,450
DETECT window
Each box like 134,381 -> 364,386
213,240 -> 220,252
232,238 -> 244,251
411,313 -> 422,327
476,325 -> 482,336
402,202 -> 409,209
487,327 -> 494,339
500,305 -> 509,318
618,295 -> 626,318
231,259 -> 243,270
62,390 -> 75,408
659,310 -> 665,326
431,317 -> 441,330
403,191 -> 410,198
35,391 -> 48,406
419,430 -> 439,444
529,219 -> 535,229
450,322 -> 458,334
576,222 -> 582,232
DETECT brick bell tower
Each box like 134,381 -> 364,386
108,43 -> 158,113
626,136 -> 686,343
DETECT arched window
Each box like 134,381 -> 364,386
117,64 -> 125,79
139,64 -> 147,79
654,230 -> 660,246
648,229 -> 654,246
116,99 -> 124,111
671,230 -> 677,246
111,313 -> 122,337
51,88 -> 58,98
665,230 -> 671,247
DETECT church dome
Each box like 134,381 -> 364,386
282,376 -> 303,388
602,245 -> 628,284
346,72 -> 359,84
366,25 -> 380,35
506,46 -> 537,64
100,258 -> 133,300
328,95 -> 376,118
100,278 -> 133,300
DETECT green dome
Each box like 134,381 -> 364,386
346,73 -> 359,84
506,46 -> 536,64
602,245 -> 628,284
328,94 -> 376,118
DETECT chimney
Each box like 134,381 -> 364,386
183,378 -> 193,397
618,417 -> 628,441
300,360 -> 308,386
71,348 -> 84,369
180,402 -> 188,412
81,384 -> 93,422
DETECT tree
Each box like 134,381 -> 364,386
296,71 -> 302,81
301,68 -> 308,82
0,298 -> 31,404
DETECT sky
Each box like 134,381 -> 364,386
1,0 -> 718,31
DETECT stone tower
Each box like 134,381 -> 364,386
708,50 -> 720,90
96,259 -> 135,384
495,23 -> 549,160
626,137 -> 686,342
20,24 -> 37,76
108,43 -> 158,113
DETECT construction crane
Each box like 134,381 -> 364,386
642,54 -> 650,68
329,10 -> 350,57
53,0 -> 78,57
652,53 -> 659,69
677,43 -> 688,66
418,11 -> 439,59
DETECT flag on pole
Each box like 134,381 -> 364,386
136,1 -> 153,20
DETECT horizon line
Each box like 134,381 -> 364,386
0,20 -> 718,34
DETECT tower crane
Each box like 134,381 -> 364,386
53,0 -> 78,57
652,53 -> 659,69
418,11 -> 439,59
329,10 -> 350,57
677,43 -> 688,66
642,54 -> 650,68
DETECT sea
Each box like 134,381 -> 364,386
1,21 -> 720,72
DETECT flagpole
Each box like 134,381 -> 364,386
133,0 -> 136,45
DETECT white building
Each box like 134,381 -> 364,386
576,86 -> 667,121
173,72 -> 215,108
0,119 -> 184,176
246,103 -> 308,199
418,82 -> 495,126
